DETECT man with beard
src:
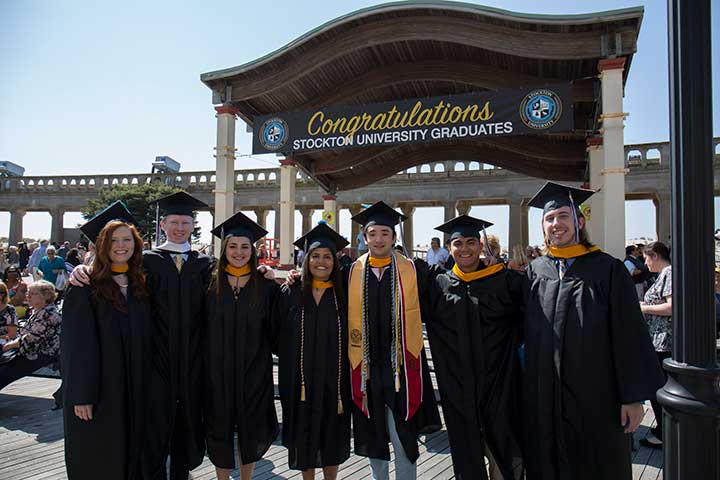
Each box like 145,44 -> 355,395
523,182 -> 664,480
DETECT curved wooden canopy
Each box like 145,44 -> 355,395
201,1 -> 643,192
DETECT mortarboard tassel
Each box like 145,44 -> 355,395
569,191 -> 579,243
482,226 -> 492,258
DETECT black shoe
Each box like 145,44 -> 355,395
639,435 -> 663,449
51,403 -> 63,411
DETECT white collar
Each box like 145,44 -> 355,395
157,241 -> 191,253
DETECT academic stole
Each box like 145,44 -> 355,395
451,262 -> 505,282
547,245 -> 601,259
348,252 -> 423,420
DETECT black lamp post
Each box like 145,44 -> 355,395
658,0 -> 720,478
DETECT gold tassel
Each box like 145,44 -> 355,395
362,393 -> 368,413
338,398 -> 344,415
395,371 -> 401,392
300,384 -> 306,402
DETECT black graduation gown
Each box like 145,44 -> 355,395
61,284 -> 152,480
273,284 -> 351,470
204,275 -> 280,469
141,250 -> 213,478
348,266 -> 442,462
523,251 -> 665,480
423,266 -> 525,480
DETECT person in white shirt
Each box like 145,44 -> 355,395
425,237 -> 449,267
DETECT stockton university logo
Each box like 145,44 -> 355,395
519,89 -> 563,130
259,117 -> 289,151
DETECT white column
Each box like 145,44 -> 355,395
349,204 -> 363,251
441,201 -> 456,243
599,57 -> 628,258
279,159 -> 297,268
9,209 -> 25,245
253,207 -> 269,232
654,192 -> 672,243
398,204 -> 416,253
299,207 -> 315,235
213,105 -> 239,254
456,201 -> 471,216
507,198 -> 528,251
50,208 -> 65,244
322,194 -> 338,231
587,136 -> 605,247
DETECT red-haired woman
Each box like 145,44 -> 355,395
61,202 -> 152,480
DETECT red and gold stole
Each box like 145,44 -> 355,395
348,252 -> 423,420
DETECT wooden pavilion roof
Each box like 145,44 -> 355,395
201,1 -> 644,192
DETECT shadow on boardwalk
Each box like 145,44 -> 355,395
0,377 -> 664,479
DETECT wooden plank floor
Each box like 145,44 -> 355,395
0,377 -> 664,479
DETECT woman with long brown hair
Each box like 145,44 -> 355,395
205,212 -> 279,480
273,223 -> 351,480
61,201 -> 152,480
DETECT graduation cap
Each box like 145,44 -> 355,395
210,211 -> 268,243
528,182 -> 595,244
435,215 -> 493,240
350,201 -> 407,228
528,182 -> 595,214
155,191 -> 208,217
294,222 -> 349,253
436,215 -> 494,257
80,201 -> 137,244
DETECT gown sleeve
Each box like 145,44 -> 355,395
60,285 -> 101,406
413,258 -> 444,324
413,257 -> 434,296
608,259 -> 665,404
263,279 -> 282,350
505,269 -> 527,326
270,283 -> 295,355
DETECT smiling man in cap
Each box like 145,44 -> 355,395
420,214 -> 525,480
523,182 -> 664,480
348,201 -> 440,480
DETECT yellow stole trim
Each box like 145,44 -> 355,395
452,263 -> 505,282
548,245 -> 601,259
368,256 -> 392,268
348,252 -> 422,369
312,279 -> 334,289
111,263 -> 129,273
225,264 -> 251,277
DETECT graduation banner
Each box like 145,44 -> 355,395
252,83 -> 573,154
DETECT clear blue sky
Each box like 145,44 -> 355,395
1,0 -> 718,248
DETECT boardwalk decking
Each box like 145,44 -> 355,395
0,376 -> 664,479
